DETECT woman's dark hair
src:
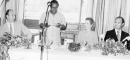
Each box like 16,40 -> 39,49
85,17 -> 96,31
50,0 -> 59,7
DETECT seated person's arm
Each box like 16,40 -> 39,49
94,32 -> 98,43
122,33 -> 129,43
0,26 -> 4,37
104,31 -> 110,42
76,31 -> 83,45
21,23 -> 32,39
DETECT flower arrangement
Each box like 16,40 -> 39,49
0,32 -> 31,49
100,39 -> 129,56
67,39 -> 129,56
0,44 -> 9,60
0,32 -> 31,60
82,39 -> 129,56
68,42 -> 81,52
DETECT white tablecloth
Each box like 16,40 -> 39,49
9,45 -> 130,60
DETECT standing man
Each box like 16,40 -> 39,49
104,16 -> 130,50
39,0 -> 66,48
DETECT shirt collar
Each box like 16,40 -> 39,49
7,22 -> 14,33
49,11 -> 59,15
115,29 -> 121,35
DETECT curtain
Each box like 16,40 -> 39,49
16,0 -> 25,22
94,0 -> 104,35
128,0 -> 130,34
121,0 -> 129,32
1,0 -> 130,34
81,0 -> 130,41
91,0 -> 127,35
0,0 -> 5,25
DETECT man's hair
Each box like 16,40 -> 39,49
115,16 -> 125,24
5,9 -> 13,19
50,0 -> 59,7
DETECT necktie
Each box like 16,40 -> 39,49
10,23 -> 13,35
117,31 -> 120,42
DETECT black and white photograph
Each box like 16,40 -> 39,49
0,0 -> 130,60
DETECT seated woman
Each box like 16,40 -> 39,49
76,18 -> 98,47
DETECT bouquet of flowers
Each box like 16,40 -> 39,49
93,43 -> 102,50
100,39 -> 129,56
0,44 -> 9,60
68,42 -> 81,52
0,32 -> 31,60
0,32 -> 31,48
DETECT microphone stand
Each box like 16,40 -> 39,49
40,4 -> 50,60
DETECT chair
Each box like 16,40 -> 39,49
61,23 -> 79,45
99,34 -> 105,42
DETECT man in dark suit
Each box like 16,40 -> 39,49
104,16 -> 130,50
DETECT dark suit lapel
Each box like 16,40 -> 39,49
113,29 -> 118,42
121,31 -> 125,41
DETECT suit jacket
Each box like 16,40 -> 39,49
104,29 -> 129,42
0,21 -> 32,39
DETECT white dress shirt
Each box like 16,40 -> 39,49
7,22 -> 14,35
115,29 -> 121,41
39,12 -> 66,47
115,29 -> 121,36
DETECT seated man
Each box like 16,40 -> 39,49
0,9 -> 32,39
104,16 -> 130,50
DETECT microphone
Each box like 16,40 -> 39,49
47,1 -> 51,6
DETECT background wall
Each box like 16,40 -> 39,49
0,0 -> 130,35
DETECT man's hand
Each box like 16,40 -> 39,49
45,23 -> 50,27
56,23 -> 61,28
39,23 -> 44,28
122,36 -> 130,42
60,24 -> 66,30
39,23 -> 50,29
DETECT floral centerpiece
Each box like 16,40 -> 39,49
99,39 -> 129,56
68,42 -> 81,52
82,39 -> 129,56
0,32 -> 31,48
0,44 -> 9,60
0,32 -> 31,60
67,39 -> 129,56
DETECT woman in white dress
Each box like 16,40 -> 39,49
76,18 -> 98,47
